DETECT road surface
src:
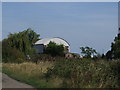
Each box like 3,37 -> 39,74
2,73 -> 35,89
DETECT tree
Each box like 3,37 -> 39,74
2,28 -> 40,62
45,41 -> 64,57
80,46 -> 97,58
4,28 -> 40,55
109,35 -> 120,59
106,32 -> 120,59
2,39 -> 25,62
106,50 -> 113,60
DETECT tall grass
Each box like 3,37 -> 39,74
3,61 -> 57,88
0,63 -> 2,72
2,59 -> 120,88
48,59 -> 120,88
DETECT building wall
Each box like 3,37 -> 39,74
64,46 -> 69,53
33,44 -> 44,53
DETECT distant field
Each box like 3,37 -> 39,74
2,59 -> 120,88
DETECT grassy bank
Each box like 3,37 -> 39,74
2,59 -> 120,88
3,61 -> 56,88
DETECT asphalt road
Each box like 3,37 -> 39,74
2,73 -> 35,89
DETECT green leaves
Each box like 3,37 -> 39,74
107,34 -> 120,59
45,41 -> 64,57
2,28 -> 40,62
80,46 -> 97,58
45,59 -> 120,88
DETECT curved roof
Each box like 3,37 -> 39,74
35,37 -> 70,46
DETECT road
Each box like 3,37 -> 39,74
2,73 -> 35,89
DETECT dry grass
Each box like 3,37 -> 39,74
3,61 -> 53,75
2,59 -> 120,88
0,63 -> 2,72
2,61 -> 55,88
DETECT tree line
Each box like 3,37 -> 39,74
2,28 -> 120,62
106,30 -> 120,59
2,28 -> 40,62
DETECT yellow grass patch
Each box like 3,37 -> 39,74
3,61 -> 54,77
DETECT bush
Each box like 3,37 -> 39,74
45,41 -> 64,57
2,39 -> 25,62
45,59 -> 120,88
16,58 -> 24,63
106,34 -> 120,59
2,42 -> 25,63
30,54 -> 54,63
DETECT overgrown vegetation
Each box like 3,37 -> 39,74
106,31 -> 120,59
0,41 -> 1,72
80,46 -> 97,58
2,59 -> 120,88
2,28 -> 40,63
46,59 -> 120,88
3,62 -> 54,88
45,41 -> 64,57
2,28 -> 120,88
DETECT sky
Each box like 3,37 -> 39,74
0,2 -> 2,40
118,1 -> 120,34
2,2 -> 118,54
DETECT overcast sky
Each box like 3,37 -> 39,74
2,2 -> 118,54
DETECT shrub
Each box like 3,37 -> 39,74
30,54 -> 54,63
2,46 -> 25,63
106,34 -> 120,59
45,59 -> 120,88
16,58 -> 24,63
2,28 -> 40,63
45,41 -> 64,57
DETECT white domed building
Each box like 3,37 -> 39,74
33,37 -> 70,53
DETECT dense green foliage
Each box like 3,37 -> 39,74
45,41 -> 64,57
80,46 -> 97,58
30,54 -> 55,64
2,39 -> 25,63
111,39 -> 120,59
45,59 -> 120,88
106,33 -> 120,59
2,28 -> 40,62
